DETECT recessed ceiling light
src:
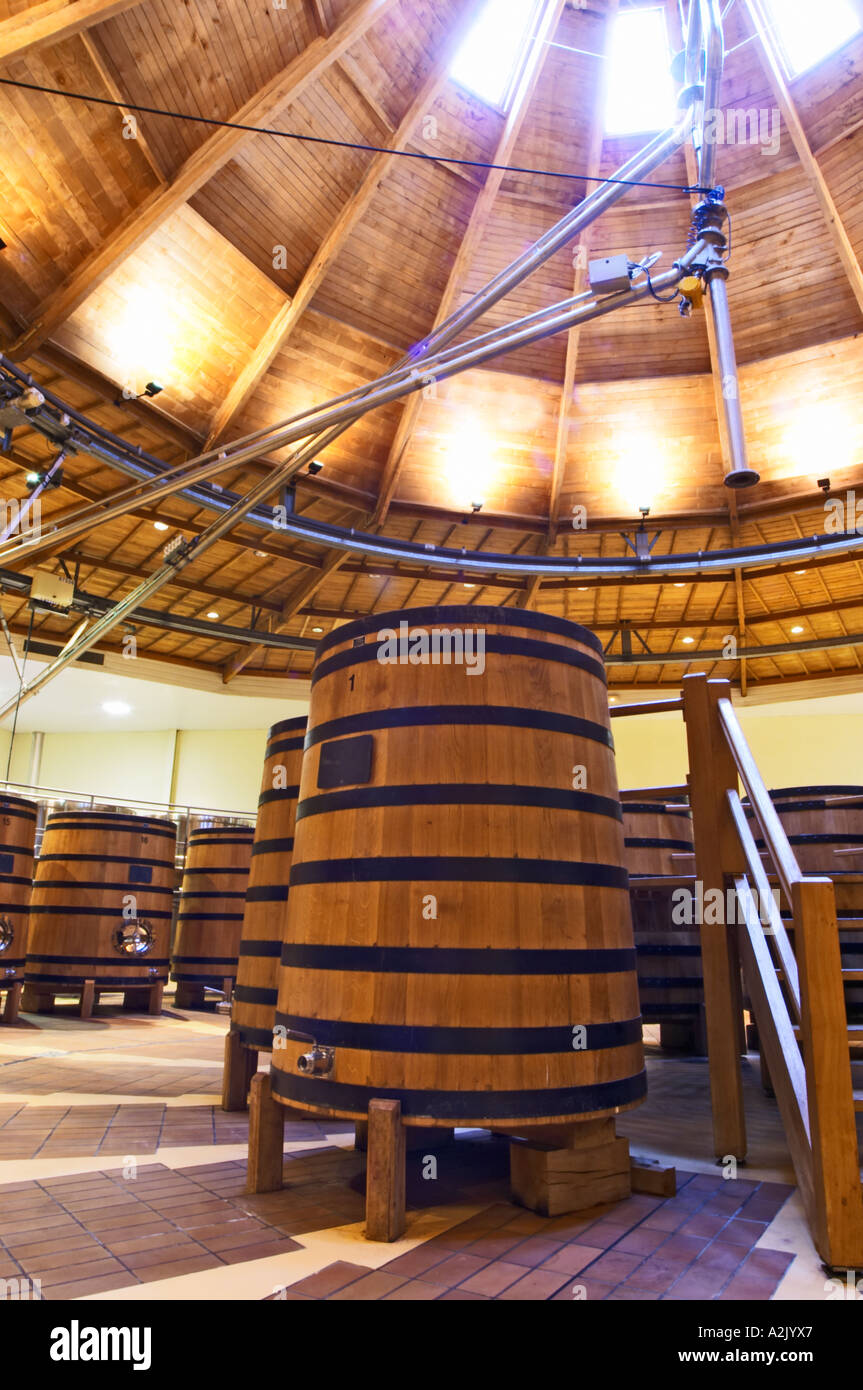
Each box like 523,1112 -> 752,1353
609,695 -> 618,704
795,570 -> 806,575
255,550 -> 267,558
464,583 -> 475,589
206,611 -> 219,620
682,636 -> 695,645
153,521 -> 168,532
103,700 -> 131,717
312,626 -> 323,634
673,582 -> 686,588
577,586 -> 588,592
791,625 -> 804,635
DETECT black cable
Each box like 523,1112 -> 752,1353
0,76 -> 714,196
646,270 -> 680,303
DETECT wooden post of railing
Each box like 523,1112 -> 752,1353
682,674 -> 747,1160
793,876 -> 863,1269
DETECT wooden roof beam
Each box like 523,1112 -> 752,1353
372,0 -> 569,526
7,0 -> 401,360
221,547 -> 351,683
742,0 -> 863,316
547,0 -> 618,542
202,0 -> 479,449
0,0 -> 144,63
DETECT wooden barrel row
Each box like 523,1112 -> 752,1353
24,810 -> 178,1005
748,786 -> 863,1017
623,801 -> 702,1046
0,793 -> 38,994
269,606 -> 646,1130
231,717 -> 307,1049
172,824 -> 254,1006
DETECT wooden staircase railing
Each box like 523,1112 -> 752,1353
612,673 -> 863,1269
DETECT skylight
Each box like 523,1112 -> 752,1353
450,0 -> 543,110
760,0 -> 859,77
605,7 -> 676,136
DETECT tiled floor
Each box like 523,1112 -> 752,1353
269,1167 -> 795,1302
0,998 -> 858,1301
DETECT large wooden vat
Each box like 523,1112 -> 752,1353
623,801 -> 703,1045
172,823 -> 254,1006
25,810 -> 177,998
231,717 -> 307,1050
0,793 -> 37,985
270,605 -> 644,1129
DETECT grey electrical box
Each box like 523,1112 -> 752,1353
588,255 -> 631,296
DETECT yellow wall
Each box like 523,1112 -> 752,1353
613,711 -> 863,792
38,731 -> 177,804
170,729 -> 269,814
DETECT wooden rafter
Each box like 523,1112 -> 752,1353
222,534 -> 363,684
7,0 -> 401,360
547,0 -> 618,542
742,0 -> 863,316
372,0 -> 569,526
203,0 -> 480,449
0,0 -> 144,63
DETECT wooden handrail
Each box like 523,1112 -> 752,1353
610,697 -> 684,718
717,696 -> 801,904
727,789 -> 800,1019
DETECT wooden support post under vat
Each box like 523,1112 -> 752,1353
223,1029 -> 258,1111
80,979 -> 95,1020
509,1119 -> 631,1216
247,1072 -> 285,1194
682,674 -> 747,1161
1,981 -> 22,1025
365,1099 -> 406,1241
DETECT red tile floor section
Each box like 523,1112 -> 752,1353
263,1152 -> 794,1302
1,1137 -> 794,1302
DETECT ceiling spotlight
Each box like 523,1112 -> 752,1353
206,611 -> 220,620
818,477 -> 831,493
307,460 -> 323,475
639,505 -> 650,519
115,381 -> 165,405
153,521 -> 169,532
25,470 -> 41,486
682,636 -> 695,645
103,700 -> 131,717
791,625 -> 804,635
470,500 -> 483,513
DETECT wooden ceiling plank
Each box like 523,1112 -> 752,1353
0,0 -> 144,64
7,0 -> 402,359
372,0 -> 569,525
203,0 -> 480,448
742,0 -> 863,317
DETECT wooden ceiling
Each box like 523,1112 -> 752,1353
1,0 -> 863,694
